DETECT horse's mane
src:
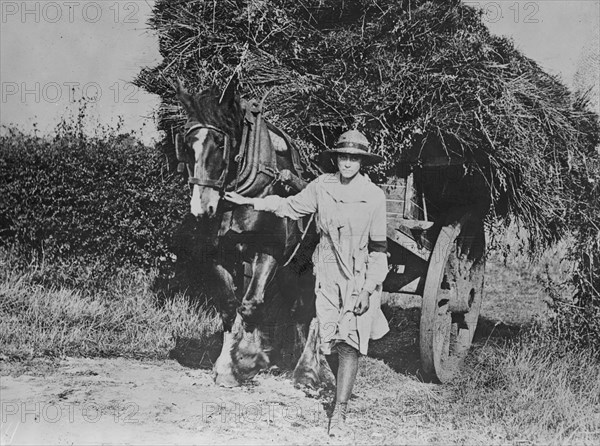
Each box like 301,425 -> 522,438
187,86 -> 244,141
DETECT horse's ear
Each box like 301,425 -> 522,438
219,73 -> 239,107
176,78 -> 194,115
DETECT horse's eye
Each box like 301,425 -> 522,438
213,133 -> 225,147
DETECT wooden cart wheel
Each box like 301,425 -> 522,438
419,212 -> 485,382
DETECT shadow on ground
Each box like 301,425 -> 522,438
369,306 -> 423,377
473,316 -> 524,343
168,332 -> 223,370
368,304 -> 525,380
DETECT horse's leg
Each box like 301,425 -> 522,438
238,251 -> 279,322
211,263 -> 244,387
227,251 -> 280,380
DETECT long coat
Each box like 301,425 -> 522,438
254,172 -> 389,354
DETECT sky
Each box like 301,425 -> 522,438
1,0 -> 598,144
477,0 -> 599,110
0,0 -> 162,143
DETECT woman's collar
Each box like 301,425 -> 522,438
325,172 -> 369,202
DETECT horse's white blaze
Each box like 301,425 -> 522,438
190,184 -> 202,216
190,129 -> 209,217
191,129 -> 209,162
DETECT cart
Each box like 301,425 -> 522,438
380,157 -> 489,383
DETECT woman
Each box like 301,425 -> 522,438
225,130 -> 389,436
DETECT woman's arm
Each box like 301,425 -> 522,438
353,190 -> 388,316
224,178 -> 318,220
363,191 -> 389,293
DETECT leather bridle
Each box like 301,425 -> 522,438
182,122 -> 231,191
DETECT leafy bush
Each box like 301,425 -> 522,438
0,118 -> 188,277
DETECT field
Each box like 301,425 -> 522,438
1,234 -> 599,445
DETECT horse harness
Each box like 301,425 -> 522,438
174,100 -> 316,267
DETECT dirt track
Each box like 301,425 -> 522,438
2,357 -> 340,445
1,353 -> 441,445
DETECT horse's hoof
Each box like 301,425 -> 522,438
293,359 -> 320,389
293,370 -> 320,389
214,371 -> 240,387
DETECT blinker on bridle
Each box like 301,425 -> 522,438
180,122 -> 231,191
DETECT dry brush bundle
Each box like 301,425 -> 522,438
135,0 -> 600,343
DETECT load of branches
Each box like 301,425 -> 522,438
135,0 -> 600,351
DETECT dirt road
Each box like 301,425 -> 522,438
2,356 -> 341,445
1,352 -> 446,445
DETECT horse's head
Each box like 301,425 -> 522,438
176,78 -> 244,218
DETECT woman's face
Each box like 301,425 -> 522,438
337,154 -> 362,180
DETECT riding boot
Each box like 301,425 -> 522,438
327,342 -> 359,438
325,353 -> 339,382
336,342 -> 359,405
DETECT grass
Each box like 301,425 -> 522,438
372,229 -> 599,444
446,334 -> 600,444
345,330 -> 599,445
0,248 -> 221,360
484,226 -> 577,326
445,230 -> 600,445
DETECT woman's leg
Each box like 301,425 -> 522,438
325,353 -> 339,380
331,342 -> 359,425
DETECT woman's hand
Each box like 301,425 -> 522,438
223,191 -> 254,206
353,289 -> 371,315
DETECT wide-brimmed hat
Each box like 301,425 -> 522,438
320,130 -> 384,167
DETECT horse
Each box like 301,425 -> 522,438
175,78 -> 323,387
